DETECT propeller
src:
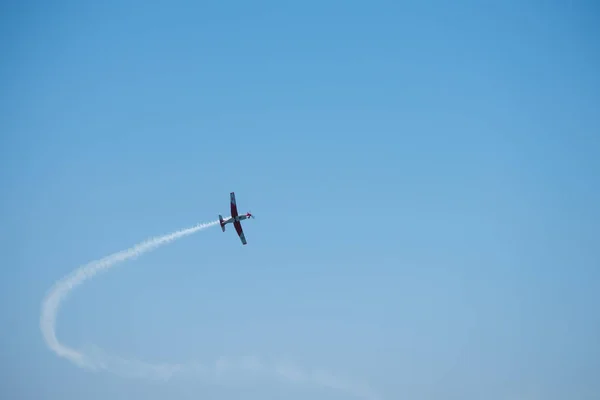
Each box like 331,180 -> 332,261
247,211 -> 255,219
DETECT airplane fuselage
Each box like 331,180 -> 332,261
220,214 -> 249,225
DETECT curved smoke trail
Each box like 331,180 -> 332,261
39,220 -> 381,399
40,220 -> 219,368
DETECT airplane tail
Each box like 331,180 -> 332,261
219,214 -> 225,232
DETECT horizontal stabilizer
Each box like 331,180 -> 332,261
219,214 -> 225,232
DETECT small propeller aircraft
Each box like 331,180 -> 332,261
218,192 -> 254,245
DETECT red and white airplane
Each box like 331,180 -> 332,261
219,192 -> 254,245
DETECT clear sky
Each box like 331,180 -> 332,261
1,1 -> 599,399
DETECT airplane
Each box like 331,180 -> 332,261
218,192 -> 254,245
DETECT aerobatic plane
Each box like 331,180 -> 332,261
218,192 -> 254,245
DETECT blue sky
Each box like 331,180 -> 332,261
1,1 -> 599,399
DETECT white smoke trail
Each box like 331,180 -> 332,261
40,220 -> 219,368
39,220 -> 382,400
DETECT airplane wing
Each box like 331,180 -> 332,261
230,192 -> 239,218
233,220 -> 247,245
